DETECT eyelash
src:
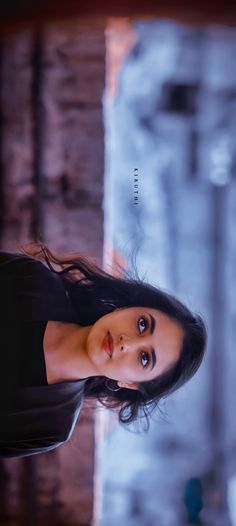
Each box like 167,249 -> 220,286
137,316 -> 150,368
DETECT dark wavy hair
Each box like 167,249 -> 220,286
19,242 -> 207,431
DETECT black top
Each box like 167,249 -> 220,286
18,321 -> 48,387
0,250 -> 87,459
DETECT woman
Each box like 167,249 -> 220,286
0,243 -> 207,458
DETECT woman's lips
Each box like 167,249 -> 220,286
102,332 -> 114,357
108,332 -> 114,355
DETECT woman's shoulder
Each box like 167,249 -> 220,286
0,249 -> 78,322
0,250 -> 49,275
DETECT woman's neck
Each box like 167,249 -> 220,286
43,321 -> 97,384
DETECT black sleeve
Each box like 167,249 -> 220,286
0,250 -> 51,279
0,250 -> 54,304
0,438 -> 65,459
0,249 -> 77,324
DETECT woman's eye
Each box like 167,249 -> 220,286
140,352 -> 150,368
138,316 -> 148,334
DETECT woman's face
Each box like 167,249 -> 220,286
86,306 -> 185,390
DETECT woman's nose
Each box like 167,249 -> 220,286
119,335 -> 143,352
120,335 -> 131,352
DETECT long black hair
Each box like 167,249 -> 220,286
19,242 -> 207,430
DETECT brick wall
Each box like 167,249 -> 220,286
0,20 -> 105,526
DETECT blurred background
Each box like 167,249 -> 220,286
0,3 -> 236,526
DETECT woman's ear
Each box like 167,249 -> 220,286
117,381 -> 139,391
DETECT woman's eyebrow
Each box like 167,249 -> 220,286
149,314 -> 156,335
150,349 -> 156,370
148,314 -> 157,370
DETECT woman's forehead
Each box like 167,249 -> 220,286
123,306 -> 168,318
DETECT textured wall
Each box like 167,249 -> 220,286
1,1 -> 236,33
0,20 -> 105,526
